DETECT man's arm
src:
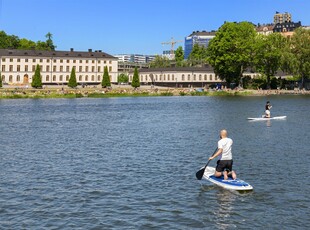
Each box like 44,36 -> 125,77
209,148 -> 223,160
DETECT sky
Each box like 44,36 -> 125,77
0,0 -> 309,55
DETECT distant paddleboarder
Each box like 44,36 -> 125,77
265,101 -> 272,118
209,130 -> 236,180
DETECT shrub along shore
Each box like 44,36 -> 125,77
0,85 -> 309,99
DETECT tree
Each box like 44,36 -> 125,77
283,28 -> 310,89
31,64 -> 42,88
101,66 -> 111,88
149,55 -> 171,68
18,38 -> 36,50
131,67 -> 140,88
175,46 -> 184,66
117,73 -> 129,83
68,67 -> 77,88
207,21 -> 256,87
254,33 -> 287,89
0,72 -> 2,88
188,44 -> 208,66
45,32 -> 56,51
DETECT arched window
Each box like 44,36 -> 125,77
9,75 -> 13,83
199,74 -> 202,81
167,74 -> 170,81
2,75 -> 5,81
145,76 -> 148,81
204,74 -> 207,81
193,74 -> 196,81
140,75 -> 143,81
91,75 -> 95,81
182,74 -> 185,81
46,75 -> 50,81
187,74 -> 190,81
172,74 -> 174,81
155,75 -> 158,81
17,75 -> 21,82
163,75 -> 166,81
209,74 -> 213,81
59,75 -> 63,81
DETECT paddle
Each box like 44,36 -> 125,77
196,148 -> 218,180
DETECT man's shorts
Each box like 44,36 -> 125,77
216,160 -> 233,172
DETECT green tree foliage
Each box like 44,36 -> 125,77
68,67 -> 78,88
282,28 -> 310,89
254,33 -> 287,88
101,66 -> 111,88
0,72 -> 2,88
149,55 -> 171,68
45,32 -> 56,51
31,64 -> 42,88
0,30 -> 56,51
188,44 -> 208,66
131,67 -> 140,88
175,46 -> 184,66
207,21 -> 256,87
117,73 -> 129,83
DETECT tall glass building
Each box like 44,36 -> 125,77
184,31 -> 216,59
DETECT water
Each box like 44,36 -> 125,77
0,96 -> 309,229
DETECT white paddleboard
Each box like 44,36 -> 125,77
247,116 -> 286,121
201,166 -> 253,191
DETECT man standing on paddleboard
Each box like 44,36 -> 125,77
209,130 -> 236,180
265,101 -> 272,118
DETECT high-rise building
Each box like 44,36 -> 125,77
184,31 -> 216,59
274,12 -> 292,24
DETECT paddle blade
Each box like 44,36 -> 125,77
196,167 -> 205,180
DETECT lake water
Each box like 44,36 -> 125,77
0,96 -> 309,229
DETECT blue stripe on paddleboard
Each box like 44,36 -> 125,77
209,176 -> 249,187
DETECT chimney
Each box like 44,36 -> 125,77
70,48 -> 74,52
88,49 -> 92,52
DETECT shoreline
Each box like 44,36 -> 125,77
0,85 -> 309,99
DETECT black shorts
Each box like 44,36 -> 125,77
216,160 -> 233,173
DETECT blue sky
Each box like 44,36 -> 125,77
0,0 -> 309,55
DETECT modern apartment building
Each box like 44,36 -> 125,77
115,54 -> 156,64
274,12 -> 292,24
0,48 -> 118,85
184,31 -> 216,59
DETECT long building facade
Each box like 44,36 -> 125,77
128,67 -> 259,87
0,48 -> 118,85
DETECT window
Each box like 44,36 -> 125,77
66,66 -> 69,72
199,75 -> 202,81
172,74 -> 174,81
53,66 -> 56,72
188,74 -> 190,81
40,59 -> 43,63
9,65 -> 13,71
209,74 -> 213,81
85,75 -> 88,81
73,66 -> 76,70
92,66 -> 95,72
46,75 -> 50,81
17,75 -> 20,82
60,59 -> 63,63
40,65 -> 43,70
98,67 -> 101,72
91,75 -> 95,81
1,65 -> 5,72
182,74 -> 185,81
17,58 -> 21,62
67,60 -> 70,63
33,59 -> 36,62
10,58 -> 13,62
25,59 -> 28,62
79,66 -> 82,72
59,75 -> 63,81
73,60 -> 76,63
79,60 -> 82,63
17,65 -> 20,71
163,75 -> 166,81
98,60 -> 101,64
66,75 -> 69,81
109,61 -> 112,64
98,75 -> 100,81
79,75 -> 82,81
204,74 -> 207,81
140,76 -> 143,81
53,59 -> 56,63
85,66 -> 89,72
46,59 -> 50,63
60,66 -> 63,72
46,66 -> 50,72
86,60 -> 88,64
9,75 -> 13,82
109,66 -> 112,72
1,58 -> 5,62
53,75 -> 56,81
167,74 -> 170,81
104,60 -> 106,64
193,74 -> 196,81
145,76 -> 148,81
92,60 -> 95,63
160,75 -> 162,81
